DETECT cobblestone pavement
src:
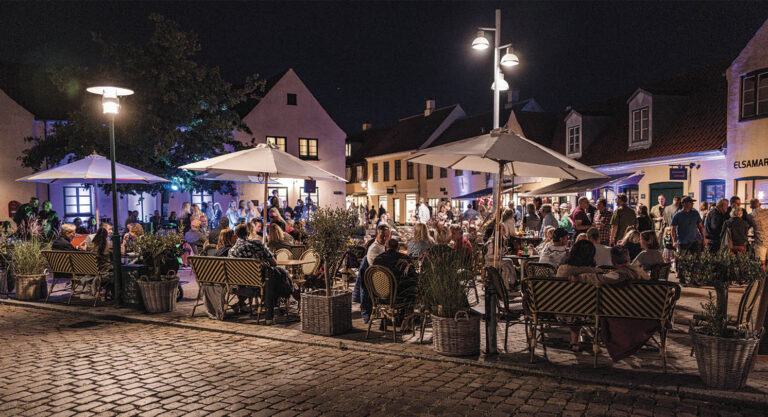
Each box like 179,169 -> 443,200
1,305 -> 766,417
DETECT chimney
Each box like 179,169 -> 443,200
362,122 -> 372,131
424,99 -> 436,116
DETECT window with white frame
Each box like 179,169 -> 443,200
345,142 -> 351,158
266,136 -> 286,151
299,138 -> 318,160
567,126 -> 581,155
63,186 -> 92,217
741,69 -> 768,120
191,190 -> 213,207
631,107 -> 649,143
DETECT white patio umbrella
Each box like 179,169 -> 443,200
406,129 -> 607,266
180,143 -> 346,242
17,152 -> 168,223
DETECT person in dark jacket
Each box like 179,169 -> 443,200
704,199 -> 729,253
372,238 -> 418,302
13,196 -> 39,228
208,217 -> 230,246
52,223 -> 83,251
636,204 -> 653,232
722,207 -> 750,254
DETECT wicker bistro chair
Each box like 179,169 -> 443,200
188,256 -> 267,322
274,249 -> 292,262
649,263 -> 672,281
296,249 -> 319,288
42,250 -> 107,306
364,265 -> 416,342
486,266 -> 525,352
525,262 -> 557,279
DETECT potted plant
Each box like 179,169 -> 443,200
690,293 -> 763,389
419,246 -> 480,356
8,236 -> 49,301
301,207 -> 357,335
126,232 -> 183,313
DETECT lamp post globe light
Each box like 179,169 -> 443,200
86,85 -> 134,306
472,8 -> 519,355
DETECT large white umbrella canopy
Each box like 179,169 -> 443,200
17,153 -> 169,223
197,172 -> 281,184
17,153 -> 169,184
180,143 -> 346,242
406,130 -> 606,180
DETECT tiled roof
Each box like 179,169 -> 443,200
358,105 -> 460,158
0,61 -> 81,120
429,108 -> 556,148
345,125 -> 392,164
553,62 -> 728,167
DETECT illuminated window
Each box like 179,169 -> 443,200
266,136 -> 286,151
191,190 -> 213,207
383,161 -> 390,181
741,69 -> 768,120
63,186 -> 92,217
568,126 -> 581,155
631,107 -> 649,143
299,138 -> 318,160
345,142 -> 351,157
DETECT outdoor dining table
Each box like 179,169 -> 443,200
502,254 -> 540,281
276,259 -> 315,286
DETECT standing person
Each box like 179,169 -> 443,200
558,203 -> 573,234
663,196 -> 680,230
463,201 -> 479,221
748,198 -> 768,267
38,201 -> 59,240
671,196 -> 707,285
515,197 -> 527,223
522,203 -> 541,234
180,202 -> 192,234
609,194 -> 638,246
699,202 -> 710,225
13,196 -> 39,228
270,189 -> 283,209
539,205 -> 558,237
593,198 -> 613,246
378,203 -> 386,220
211,202 -> 223,229
704,199 -> 728,253
650,194 -> 668,234
552,202 -> 561,221
636,204 -> 653,232
570,197 -> 592,235
149,210 -> 162,233
203,202 -> 215,229
226,201 -> 240,229
722,207 -> 750,254
726,196 -> 744,219
417,198 -> 431,224
533,197 -> 543,219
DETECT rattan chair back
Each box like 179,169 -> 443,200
523,278 -> 597,316
42,250 -> 74,275
599,280 -> 680,321
274,249 -> 292,262
364,265 -> 397,305
736,278 -> 764,331
189,256 -> 227,285
223,258 -> 264,288
299,250 -> 318,275
70,251 -> 100,276
486,266 -> 509,311
525,262 -> 557,279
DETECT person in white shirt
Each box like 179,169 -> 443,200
539,227 -> 570,268
366,223 -> 391,266
417,199 -> 431,224
586,227 -> 612,267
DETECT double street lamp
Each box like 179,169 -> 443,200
86,86 -> 134,305
472,9 -> 520,355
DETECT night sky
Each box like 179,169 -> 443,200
1,1 -> 768,134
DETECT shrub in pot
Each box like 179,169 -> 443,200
691,293 -> 763,389
419,246 -> 479,356
8,237 -> 49,301
126,233 -> 183,313
301,207 -> 357,335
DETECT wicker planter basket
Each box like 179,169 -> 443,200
137,278 -> 179,313
15,274 -> 47,301
690,327 -> 762,389
300,289 -> 352,336
432,311 -> 480,356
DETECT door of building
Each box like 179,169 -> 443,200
649,182 -> 684,207
393,198 -> 401,223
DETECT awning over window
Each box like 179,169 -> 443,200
525,172 -> 643,196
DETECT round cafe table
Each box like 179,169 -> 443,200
276,259 -> 316,286
501,254 -> 540,281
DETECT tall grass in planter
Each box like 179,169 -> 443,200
9,237 -> 50,300
301,207 -> 357,335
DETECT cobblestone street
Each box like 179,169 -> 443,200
1,305 -> 765,417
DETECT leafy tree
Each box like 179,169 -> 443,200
21,14 -> 264,195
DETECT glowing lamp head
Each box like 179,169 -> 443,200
490,72 -> 509,91
500,48 -> 519,67
171,184 -> 180,191
472,31 -> 489,50
86,86 -> 134,115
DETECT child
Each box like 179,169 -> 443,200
662,226 -> 675,265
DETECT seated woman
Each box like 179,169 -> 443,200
555,240 -> 599,352
247,218 -> 264,241
538,228 -> 570,268
214,229 -> 236,257
407,223 -> 434,259
269,222 -> 295,246
534,226 -> 556,254
372,238 -> 418,303
632,230 -> 665,272
122,223 -> 144,247
87,225 -> 115,298
619,228 -> 642,261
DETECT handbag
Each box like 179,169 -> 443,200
720,227 -> 733,250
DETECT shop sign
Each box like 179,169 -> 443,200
669,167 -> 688,180
733,157 -> 768,169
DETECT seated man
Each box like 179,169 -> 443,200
228,223 -> 294,324
353,223 -> 391,323
208,217 -> 230,246
52,223 -> 85,251
372,238 -> 418,302
539,227 -> 569,268
449,224 -> 473,266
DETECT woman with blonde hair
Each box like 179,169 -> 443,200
269,222 -> 294,246
248,218 -> 263,241
407,222 -> 435,258
619,228 -> 642,260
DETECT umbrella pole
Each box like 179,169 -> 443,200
485,160 -> 503,356
263,173 -> 269,244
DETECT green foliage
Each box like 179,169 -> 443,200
126,232 -> 183,279
306,207 -> 357,294
10,238 -> 50,276
697,292 -> 730,338
418,246 -> 470,318
21,14 -> 265,196
677,249 -> 764,290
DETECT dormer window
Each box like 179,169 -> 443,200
631,107 -> 649,143
567,126 -> 581,156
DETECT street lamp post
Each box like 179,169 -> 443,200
86,86 -> 134,306
472,8 -> 519,355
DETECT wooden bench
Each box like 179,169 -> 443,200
188,256 -> 265,321
522,277 -> 680,372
41,250 -> 107,306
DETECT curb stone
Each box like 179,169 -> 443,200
2,298 -> 766,407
